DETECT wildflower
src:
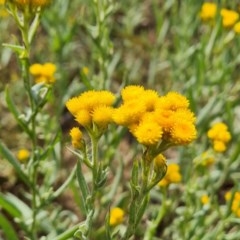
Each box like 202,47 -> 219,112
207,122 -> 231,152
92,106 -> 114,128
70,127 -> 83,149
109,207 -> 125,226
17,149 -> 30,162
29,63 -> 56,84
121,85 -> 145,102
221,9 -> 239,28
157,92 -> 189,111
133,120 -> 163,146
158,163 -> 182,187
66,90 -> 116,129
200,2 -> 217,21
154,154 -> 167,174
170,120 -> 197,145
234,22 -> 240,34
201,195 -> 210,205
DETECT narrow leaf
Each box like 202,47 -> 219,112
0,141 -> 30,187
0,213 -> 19,240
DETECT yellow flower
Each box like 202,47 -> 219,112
70,127 -> 83,148
159,163 -> 182,187
76,109 -> 92,127
0,0 -> 5,4
17,149 -> 30,162
157,92 -> 189,111
92,106 -> 114,127
66,97 -> 82,116
213,140 -> 226,152
109,207 -> 125,226
133,120 -> 163,146
170,120 -> 197,145
201,195 -> 210,205
221,8 -> 239,28
121,85 -> 145,102
154,154 -> 167,173
207,122 -> 231,152
112,100 -> 146,126
234,22 -> 240,33
200,2 -> 217,21
29,63 -> 56,84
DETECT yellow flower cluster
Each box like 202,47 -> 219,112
200,2 -> 217,21
225,191 -> 240,217
109,207 -> 125,226
200,2 -> 240,33
29,63 -> 56,84
158,163 -> 182,187
17,148 -> 30,162
66,90 -> 115,129
207,122 -> 231,152
113,86 -> 197,146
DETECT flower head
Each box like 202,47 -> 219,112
207,122 -> 231,152
221,8 -> 239,28
234,22 -> 240,34
158,163 -> 182,187
133,120 -> 163,146
200,2 -> 217,21
30,62 -> 56,84
109,207 -> 125,226
70,127 -> 83,149
201,195 -> 210,205
17,149 -> 30,162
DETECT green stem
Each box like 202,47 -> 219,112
144,190 -> 167,240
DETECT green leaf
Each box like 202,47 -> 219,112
76,160 -> 90,212
5,87 -> 32,136
0,193 -> 22,218
0,213 -> 19,240
0,141 -> 30,187
136,195 -> 149,227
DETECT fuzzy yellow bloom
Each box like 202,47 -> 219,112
66,90 -> 116,129
170,120 -> 197,145
112,101 -> 146,126
134,120 -> 163,146
70,127 -> 83,148
157,92 -> 189,111
76,110 -> 92,127
17,149 -> 30,162
207,122 -> 231,152
201,195 -> 210,205
158,163 -> 182,187
200,2 -> 217,21
121,85 -> 145,102
221,8 -> 239,28
109,207 -> 125,226
29,63 -> 56,84
234,22 -> 240,33
92,106 -> 114,127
